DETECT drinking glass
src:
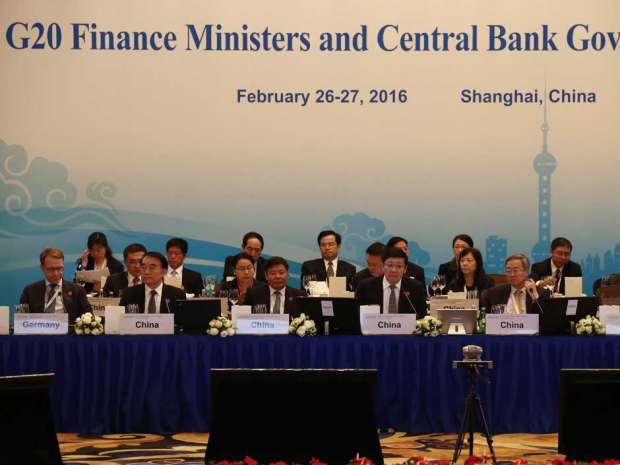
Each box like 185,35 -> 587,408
490,304 -> 506,314
228,288 -> 240,306
126,304 -> 139,314
438,275 -> 447,294
254,304 -> 267,314
303,274 -> 316,295
14,304 -> 29,313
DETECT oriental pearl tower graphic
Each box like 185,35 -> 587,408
531,97 -> 557,263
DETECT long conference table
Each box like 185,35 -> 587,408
1,334 -> 619,434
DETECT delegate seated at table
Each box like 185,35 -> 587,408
386,236 -> 426,285
480,253 -> 549,314
21,247 -> 92,322
102,243 -> 147,297
166,237 -> 204,296
300,230 -> 356,290
222,231 -> 267,283
351,242 -> 386,290
437,234 -> 475,285
530,237 -> 582,295
119,252 -> 185,313
443,247 -> 495,297
355,247 -> 427,318
245,256 -> 305,314
216,253 -> 258,306
76,231 -> 124,293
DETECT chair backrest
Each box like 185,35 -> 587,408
487,273 -> 509,285
602,274 -> 620,287
598,284 -> 620,304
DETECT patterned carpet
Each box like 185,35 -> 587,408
58,432 -> 562,464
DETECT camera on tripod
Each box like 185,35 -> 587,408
451,345 -> 497,465
452,344 -> 493,369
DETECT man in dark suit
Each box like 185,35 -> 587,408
102,243 -> 147,297
20,248 -> 92,323
352,242 -> 385,290
245,257 -> 305,315
481,253 -> 549,314
355,247 -> 427,318
530,237 -> 582,295
223,231 -> 267,283
120,252 -> 186,313
386,236 -> 426,285
300,230 -> 357,289
166,238 -> 203,295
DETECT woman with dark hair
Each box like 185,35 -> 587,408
443,247 -> 494,297
216,252 -> 259,306
76,232 -> 124,293
437,234 -> 474,284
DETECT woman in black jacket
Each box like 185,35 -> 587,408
443,247 -> 494,298
76,232 -> 124,293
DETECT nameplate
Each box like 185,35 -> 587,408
486,314 -> 539,335
231,305 -> 251,327
599,305 -> 620,335
88,297 -> 121,317
361,314 -> 416,335
14,313 -> 69,335
104,306 -> 125,335
236,314 -> 289,335
321,300 -> 334,317
0,306 -> 9,335
119,314 -> 174,335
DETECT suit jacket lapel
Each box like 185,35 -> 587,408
61,281 -> 73,313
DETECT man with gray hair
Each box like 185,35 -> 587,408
480,253 -> 549,314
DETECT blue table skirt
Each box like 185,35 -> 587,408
1,335 -> 620,434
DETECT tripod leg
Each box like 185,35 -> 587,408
452,394 -> 473,465
473,395 -> 497,465
468,400 -> 475,457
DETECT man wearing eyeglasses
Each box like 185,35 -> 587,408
530,237 -> 582,295
119,252 -> 186,313
19,247 -> 92,321
355,247 -> 427,317
481,254 -> 549,314
223,232 -> 267,283
102,243 -> 147,297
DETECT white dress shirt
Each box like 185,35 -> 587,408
128,273 -> 141,287
168,265 -> 183,282
506,286 -> 526,314
270,286 -> 286,314
144,282 -> 164,313
382,277 -> 401,314
324,258 -> 338,276
45,279 -> 65,313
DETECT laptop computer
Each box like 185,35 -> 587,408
539,296 -> 599,335
296,297 -> 361,335
174,299 -> 222,334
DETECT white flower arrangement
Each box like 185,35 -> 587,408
74,312 -> 104,335
288,313 -> 317,337
416,315 -> 442,337
575,315 -> 605,336
207,316 -> 235,337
